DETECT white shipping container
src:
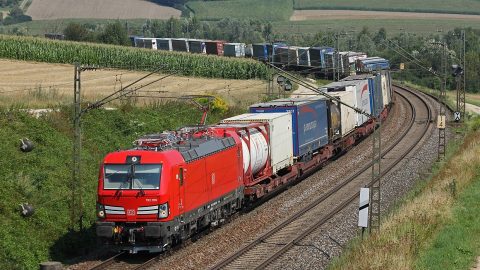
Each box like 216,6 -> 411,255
220,113 -> 294,174
382,72 -> 392,106
347,80 -> 371,126
328,91 -> 356,136
324,80 -> 371,127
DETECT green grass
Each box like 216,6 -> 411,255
293,0 -> 480,15
186,0 -> 293,21
400,81 -> 480,117
0,102 -> 242,269
416,173 -> 480,269
273,19 -> 480,36
329,115 -> 480,269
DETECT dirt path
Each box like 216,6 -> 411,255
26,0 -> 181,20
0,59 -> 267,107
472,257 -> 480,269
290,10 -> 480,21
466,103 -> 480,114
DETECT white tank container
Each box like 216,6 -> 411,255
240,129 -> 268,174
221,113 -> 293,174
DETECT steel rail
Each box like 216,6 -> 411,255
89,251 -> 127,270
253,87 -> 433,269
210,86 -> 431,270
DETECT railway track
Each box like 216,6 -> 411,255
89,85 -> 439,270
209,85 -> 434,270
89,251 -> 159,270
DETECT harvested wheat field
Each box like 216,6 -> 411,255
0,60 -> 267,108
290,10 -> 480,21
26,0 -> 181,20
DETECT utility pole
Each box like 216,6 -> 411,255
456,30 -> 466,122
72,63 -> 97,231
438,42 -> 447,160
335,32 -> 340,81
369,66 -> 382,233
369,118 -> 381,233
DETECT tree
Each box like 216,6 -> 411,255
2,6 -> 31,25
263,22 -> 272,42
98,21 -> 130,46
374,28 -> 387,44
165,17 -> 182,38
64,23 -> 90,41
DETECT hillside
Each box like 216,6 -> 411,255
0,103 -> 244,270
25,0 -> 181,20
293,0 -> 480,15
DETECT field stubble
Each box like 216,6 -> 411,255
26,0 -> 181,20
0,60 -> 267,108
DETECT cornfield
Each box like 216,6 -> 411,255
0,35 -> 270,80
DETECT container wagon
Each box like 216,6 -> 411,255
171,38 -> 189,52
188,39 -> 206,54
135,38 -> 157,50
156,38 -> 172,51
224,43 -> 246,57
309,47 -> 334,68
205,41 -> 225,56
249,98 -> 329,159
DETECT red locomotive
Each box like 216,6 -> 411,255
96,72 -> 393,253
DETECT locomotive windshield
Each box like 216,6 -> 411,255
103,164 -> 162,190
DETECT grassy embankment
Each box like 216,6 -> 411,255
0,101 -> 243,270
329,108 -> 480,269
402,81 -> 480,108
293,0 -> 480,15
186,0 -> 293,21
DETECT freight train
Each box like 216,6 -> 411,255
95,70 -> 393,253
131,37 -> 389,78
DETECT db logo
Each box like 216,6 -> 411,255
127,209 -> 135,216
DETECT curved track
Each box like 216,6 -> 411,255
89,252 -> 158,270
209,85 -> 433,270
89,85 -> 438,270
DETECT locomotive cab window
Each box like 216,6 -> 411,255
104,164 -> 162,190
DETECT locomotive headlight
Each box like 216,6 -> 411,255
158,202 -> 169,219
97,203 -> 105,219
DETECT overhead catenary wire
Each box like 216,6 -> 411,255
267,63 -> 373,118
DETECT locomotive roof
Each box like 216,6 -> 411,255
134,131 -> 236,163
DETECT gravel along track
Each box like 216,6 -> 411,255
208,86 -> 431,270
75,85 -> 444,270
89,252 -> 158,270
267,87 -> 448,270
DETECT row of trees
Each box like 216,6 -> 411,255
0,0 -> 19,7
64,21 -> 130,45
62,18 -> 479,92
64,17 -> 273,45
0,5 -> 32,25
